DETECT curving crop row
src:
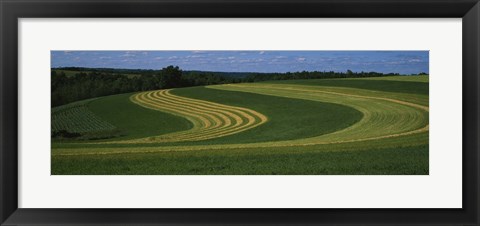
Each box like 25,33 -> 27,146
113,89 -> 268,143
52,101 -> 116,134
210,83 -> 428,145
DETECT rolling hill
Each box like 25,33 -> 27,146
51,75 -> 429,175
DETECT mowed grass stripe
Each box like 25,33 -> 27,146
145,90 -> 241,140
148,90 -> 222,129
108,89 -> 267,143
210,83 -> 428,143
149,90 -> 268,141
134,91 -> 208,129
163,89 -> 268,121
53,130 -> 428,156
130,91 -> 223,142
153,90 -> 239,128
158,90 -> 268,140
149,92 -> 252,141
138,90 -> 268,142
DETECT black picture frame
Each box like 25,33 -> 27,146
1,0 -> 479,225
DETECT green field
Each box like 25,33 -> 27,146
51,75 -> 429,175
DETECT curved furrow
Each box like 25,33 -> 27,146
151,90 -> 268,141
134,91 -> 213,129
128,91 -> 228,142
210,83 -> 428,144
140,90 -> 240,141
163,90 -> 268,120
143,90 -> 268,142
155,90 -> 268,141
151,90 -> 242,130
144,90 -> 225,130
109,89 -> 268,143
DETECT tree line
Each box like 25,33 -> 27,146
52,66 -> 427,107
51,66 -> 241,107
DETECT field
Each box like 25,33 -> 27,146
52,98 -> 117,134
51,75 -> 429,175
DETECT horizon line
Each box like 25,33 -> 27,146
51,66 -> 427,75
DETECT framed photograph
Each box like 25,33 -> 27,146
1,0 -> 479,225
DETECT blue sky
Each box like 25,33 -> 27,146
51,51 -> 429,74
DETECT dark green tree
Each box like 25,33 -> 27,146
158,65 -> 182,88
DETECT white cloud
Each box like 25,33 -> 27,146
186,55 -> 203,58
120,51 -> 139,57
259,51 -> 265,55
297,57 -> 306,62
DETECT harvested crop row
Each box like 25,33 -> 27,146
210,83 -> 428,144
156,90 -> 268,139
110,89 -> 268,143
52,101 -> 116,134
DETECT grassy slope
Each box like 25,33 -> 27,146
52,93 -> 193,146
208,83 -> 427,148
52,98 -> 117,134
53,88 -> 362,148
88,93 -> 193,140
51,98 -> 123,141
52,145 -> 428,175
365,75 -> 429,83
168,87 -> 362,145
52,93 -> 192,145
265,76 -> 428,107
52,76 -> 429,175
267,76 -> 428,95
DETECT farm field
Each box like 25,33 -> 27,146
51,75 -> 429,175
